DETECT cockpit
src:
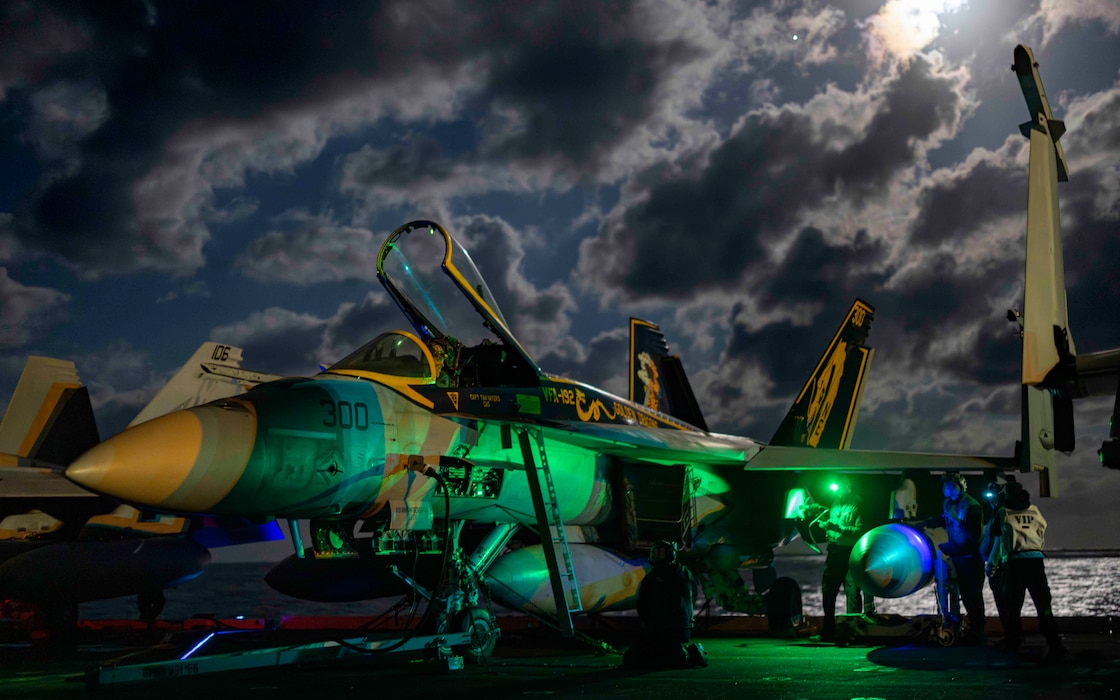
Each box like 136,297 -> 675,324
329,331 -> 434,379
328,220 -> 541,389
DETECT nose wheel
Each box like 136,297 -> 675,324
438,606 -> 500,663
933,624 -> 957,646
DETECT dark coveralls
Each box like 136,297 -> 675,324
817,492 -> 864,641
626,561 -> 696,668
1000,499 -> 1065,657
922,491 -> 985,641
979,503 -> 1011,635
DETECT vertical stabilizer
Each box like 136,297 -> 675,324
128,342 -> 251,428
0,357 -> 100,466
770,300 -> 875,449
1014,44 -> 1074,497
629,319 -> 709,431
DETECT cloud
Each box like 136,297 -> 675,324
577,52 -> 972,303
338,136 -> 519,223
722,2 -> 848,74
156,280 -> 211,304
863,0 -> 968,67
1030,0 -> 1120,46
454,215 -> 579,361
206,291 -> 403,377
0,268 -> 70,347
3,2 -> 476,278
536,326 -> 628,396
909,152 -> 1026,248
76,341 -> 160,435
476,2 -> 710,178
210,307 -> 329,376
234,211 -> 381,285
24,80 -> 109,167
0,3 -> 92,100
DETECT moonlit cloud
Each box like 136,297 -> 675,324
1031,0 -> 1120,46
864,0 -> 968,66
0,268 -> 70,347
233,212 -> 382,285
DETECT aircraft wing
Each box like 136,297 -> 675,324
537,420 -> 760,465
536,420 -> 1013,473
0,466 -> 98,498
745,444 -> 1016,472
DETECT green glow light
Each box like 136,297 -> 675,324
783,488 -> 808,519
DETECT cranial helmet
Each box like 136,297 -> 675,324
1005,478 -> 1030,509
649,540 -> 677,566
941,472 -> 967,493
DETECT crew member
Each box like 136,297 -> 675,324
803,475 -> 864,642
979,480 -> 1010,637
1000,480 -> 1067,661
624,540 -> 704,669
920,472 -> 986,644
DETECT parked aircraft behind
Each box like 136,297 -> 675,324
0,344 -> 284,631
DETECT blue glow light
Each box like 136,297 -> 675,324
181,632 -> 215,660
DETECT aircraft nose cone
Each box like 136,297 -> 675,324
67,402 -> 256,513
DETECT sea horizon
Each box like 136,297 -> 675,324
77,555 -> 1120,623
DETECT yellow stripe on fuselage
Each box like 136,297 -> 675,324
321,369 -> 436,409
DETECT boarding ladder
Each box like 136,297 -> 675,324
683,465 -> 698,549
516,427 -> 583,637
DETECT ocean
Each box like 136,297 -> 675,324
78,553 -> 1120,623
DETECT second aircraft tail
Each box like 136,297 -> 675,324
629,319 -> 709,431
769,299 -> 875,449
0,357 -> 100,468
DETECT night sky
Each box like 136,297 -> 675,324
1,1 -> 1118,552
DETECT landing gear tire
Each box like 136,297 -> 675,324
765,576 -> 802,637
441,607 -> 499,663
933,624 -> 957,647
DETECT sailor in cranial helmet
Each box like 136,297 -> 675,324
999,478 -> 1067,660
624,540 -> 706,669
919,472 -> 986,644
803,475 -> 865,643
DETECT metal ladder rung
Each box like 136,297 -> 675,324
517,428 -> 583,638
534,433 -> 582,612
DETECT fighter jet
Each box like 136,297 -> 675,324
65,212 -> 1022,657
0,344 -> 284,632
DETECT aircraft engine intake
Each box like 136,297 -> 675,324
847,522 -> 936,599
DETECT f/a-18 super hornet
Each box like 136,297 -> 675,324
66,212 -> 1022,654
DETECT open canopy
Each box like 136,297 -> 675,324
374,220 -> 540,378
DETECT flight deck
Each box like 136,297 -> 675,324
2,615 -> 1116,699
